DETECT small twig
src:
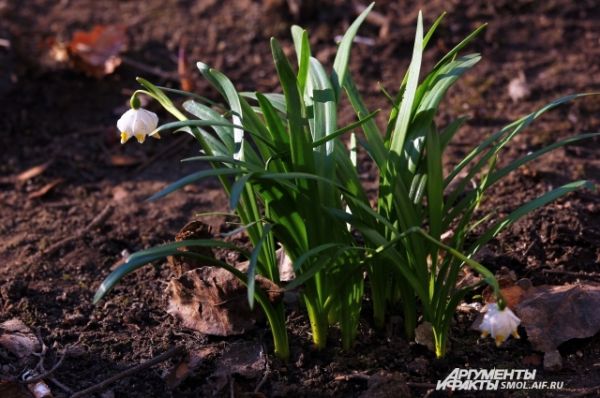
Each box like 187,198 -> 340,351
70,346 -> 184,398
21,354 -> 66,384
41,204 -> 113,257
19,328 -> 72,393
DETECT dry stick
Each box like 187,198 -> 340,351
21,354 -> 67,385
41,204 -> 113,257
70,346 -> 184,398
20,329 -> 72,394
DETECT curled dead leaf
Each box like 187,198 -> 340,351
167,266 -> 283,336
167,221 -> 215,277
515,283 -> 600,352
0,319 -> 40,363
67,25 -> 127,77
16,161 -> 53,182
27,179 -> 63,200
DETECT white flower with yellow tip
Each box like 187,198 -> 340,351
478,303 -> 521,346
117,108 -> 160,144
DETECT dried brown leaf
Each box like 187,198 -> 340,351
516,284 -> 600,352
177,41 -> 193,92
67,25 -> 127,77
27,179 -> 63,199
16,161 -> 52,182
167,266 -> 282,336
0,319 -> 40,362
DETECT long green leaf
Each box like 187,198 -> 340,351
271,38 -> 314,172
147,168 -> 242,201
197,63 -> 245,160
291,26 -> 311,93
343,75 -> 387,168
331,2 -> 374,100
389,11 -> 423,158
94,240 -> 249,303
183,100 -> 235,153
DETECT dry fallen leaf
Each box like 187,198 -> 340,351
167,221 -> 215,277
27,178 -> 63,199
167,266 -> 283,336
177,40 -> 193,92
0,319 -> 40,363
498,280 -> 531,309
515,284 -> 600,352
16,160 -> 53,182
473,280 -> 600,368
67,25 -> 127,77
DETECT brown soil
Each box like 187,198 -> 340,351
1,0 -> 599,397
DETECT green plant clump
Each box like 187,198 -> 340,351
94,4 -> 597,360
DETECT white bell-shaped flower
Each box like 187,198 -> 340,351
478,303 -> 521,346
117,108 -> 160,144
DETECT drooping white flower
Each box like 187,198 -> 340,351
117,108 -> 160,144
478,303 -> 521,346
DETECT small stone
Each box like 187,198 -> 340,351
543,350 -> 563,371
